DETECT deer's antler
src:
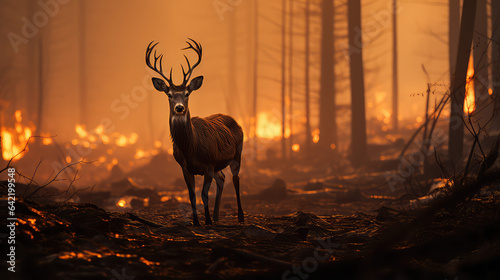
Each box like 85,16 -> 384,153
181,38 -> 202,86
145,41 -> 174,87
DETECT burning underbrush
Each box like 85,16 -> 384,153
1,171 -> 499,279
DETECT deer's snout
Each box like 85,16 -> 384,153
174,104 -> 185,114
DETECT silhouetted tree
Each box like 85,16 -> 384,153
79,1 -> 87,126
252,0 -> 259,158
391,0 -> 398,131
348,0 -> 367,166
473,0 -> 491,128
318,0 -> 336,150
449,0 -> 477,165
449,0 -> 460,91
281,0 -> 287,158
288,0 -> 294,156
492,0 -> 500,130
304,0 -> 311,151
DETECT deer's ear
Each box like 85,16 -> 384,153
187,76 -> 203,93
152,78 -> 168,92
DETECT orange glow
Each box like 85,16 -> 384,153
464,54 -> 476,114
312,129 -> 320,143
154,140 -> 162,149
116,135 -> 128,147
1,110 -> 32,161
488,88 -> 493,95
42,138 -> 53,145
139,257 -> 160,266
284,127 -> 291,139
330,143 -> 336,150
75,125 -> 88,138
117,199 -> 126,207
41,133 -> 53,145
291,143 -> 300,152
128,133 -> 138,144
14,110 -> 22,122
134,149 -> 146,159
95,124 -> 104,135
256,112 -> 281,139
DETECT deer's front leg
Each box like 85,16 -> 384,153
202,171 -> 214,226
182,169 -> 200,227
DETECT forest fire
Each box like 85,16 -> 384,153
72,124 -> 138,149
1,110 -> 32,161
1,1 -> 499,279
256,112 -> 282,139
464,54 -> 476,114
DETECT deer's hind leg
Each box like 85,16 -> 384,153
230,156 -> 244,223
213,171 -> 225,223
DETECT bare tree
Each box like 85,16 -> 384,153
281,0 -> 287,158
449,0 -> 460,93
318,0 -> 336,150
348,0 -> 367,166
473,0 -> 490,128
492,0 -> 500,130
304,0 -> 311,151
288,0 -> 294,156
79,0 -> 87,126
391,0 -> 398,131
252,0 -> 259,158
449,0 -> 477,164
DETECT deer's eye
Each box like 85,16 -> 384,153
166,93 -> 172,98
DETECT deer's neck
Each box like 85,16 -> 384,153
169,111 -> 195,155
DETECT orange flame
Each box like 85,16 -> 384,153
464,54 -> 475,114
256,112 -> 282,139
117,199 -> 126,207
1,110 -> 32,161
312,129 -> 320,143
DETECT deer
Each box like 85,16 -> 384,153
145,38 -> 244,226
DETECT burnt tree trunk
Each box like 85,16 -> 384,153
449,0 -> 460,92
252,0 -> 259,158
392,0 -> 398,131
288,0 -> 294,157
492,0 -> 500,131
348,0 -> 367,166
473,0 -> 491,129
319,0 -> 336,150
448,0 -> 477,165
304,0 -> 311,151
281,0 -> 287,159
79,0 -> 87,126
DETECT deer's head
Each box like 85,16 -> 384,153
146,39 -> 203,116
